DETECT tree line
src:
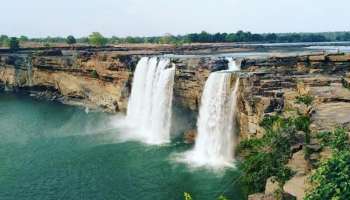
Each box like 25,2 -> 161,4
1,31 -> 350,49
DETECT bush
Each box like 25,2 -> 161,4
293,115 -> 311,133
295,95 -> 314,106
305,128 -> 350,200
237,114 -> 309,194
317,128 -> 349,152
91,70 -> 98,78
88,32 -> 108,46
305,151 -> 350,200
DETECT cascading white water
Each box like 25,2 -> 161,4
226,57 -> 241,71
184,72 -> 240,168
126,57 -> 175,144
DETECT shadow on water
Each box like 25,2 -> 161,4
0,93 -> 244,200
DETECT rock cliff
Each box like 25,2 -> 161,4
0,49 -> 228,113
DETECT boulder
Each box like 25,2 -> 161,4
283,175 -> 308,200
287,150 -> 309,175
265,177 -> 280,194
283,150 -> 310,200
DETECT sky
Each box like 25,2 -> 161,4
1,0 -> 349,37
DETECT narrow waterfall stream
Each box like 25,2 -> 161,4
226,57 -> 241,71
126,57 -> 175,144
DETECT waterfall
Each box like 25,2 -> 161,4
226,57 -> 241,71
126,57 -> 175,144
181,71 -> 240,168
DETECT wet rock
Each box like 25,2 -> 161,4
184,129 -> 197,144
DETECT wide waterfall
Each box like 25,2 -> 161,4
126,57 -> 175,144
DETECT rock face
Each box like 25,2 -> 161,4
0,51 -> 137,112
238,53 -> 350,200
0,49 -> 228,113
237,53 -> 350,139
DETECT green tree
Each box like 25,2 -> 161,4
7,37 -> 20,51
19,35 -> 29,42
66,35 -> 76,45
159,34 -> 173,44
0,35 -> 9,47
88,32 -> 108,46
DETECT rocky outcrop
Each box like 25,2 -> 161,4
237,53 -> 350,139
0,51 -> 138,112
238,53 -> 350,200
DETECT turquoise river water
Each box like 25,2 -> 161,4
0,93 -> 244,200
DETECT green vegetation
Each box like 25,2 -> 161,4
1,31 -> 350,47
317,128 -> 349,152
237,114 -> 311,194
0,35 -> 9,47
305,128 -> 350,200
88,32 -> 108,46
91,70 -> 99,78
341,78 -> 350,90
19,35 -> 29,42
295,95 -> 314,106
7,37 -> 20,51
66,35 -> 76,45
183,193 -> 229,200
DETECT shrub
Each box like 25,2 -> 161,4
237,114 -> 308,194
305,128 -> 350,200
317,128 -> 349,151
295,95 -> 314,106
305,151 -> 350,200
91,70 -> 98,78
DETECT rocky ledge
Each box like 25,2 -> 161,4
0,48 -> 228,113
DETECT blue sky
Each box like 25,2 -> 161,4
1,0 -> 349,37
